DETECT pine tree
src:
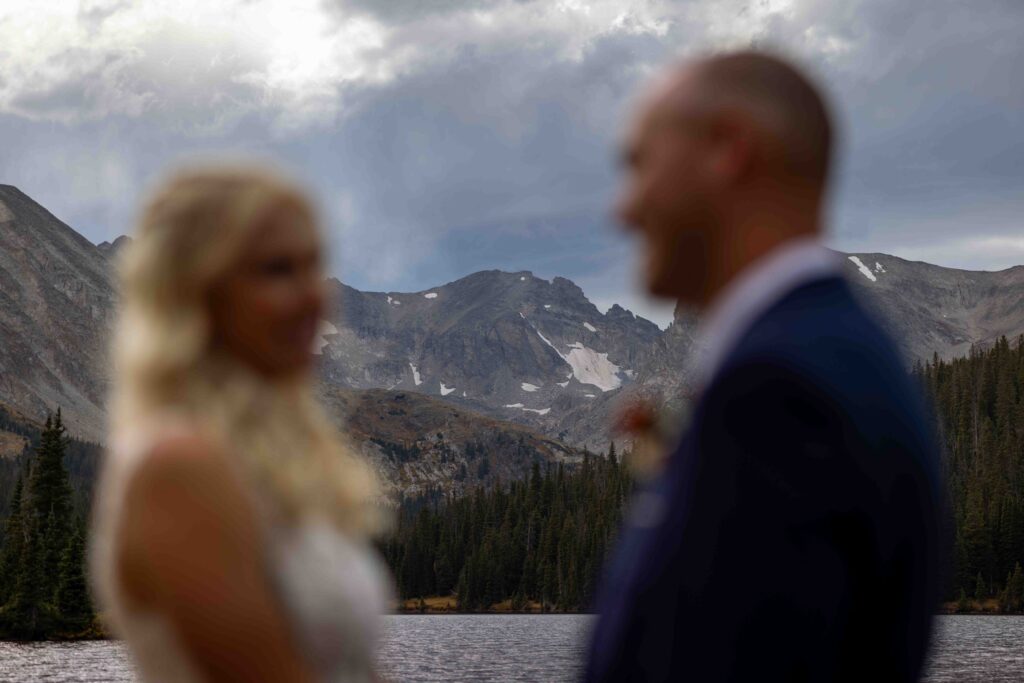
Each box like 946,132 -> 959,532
1009,562 -> 1024,613
957,587 -> 970,612
27,410 -> 74,603
456,567 -> 469,610
56,521 -> 94,633
10,505 -> 51,638
0,410 -> 87,637
0,475 -> 25,607
975,571 -> 988,601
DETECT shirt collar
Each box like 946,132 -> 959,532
688,238 -> 841,389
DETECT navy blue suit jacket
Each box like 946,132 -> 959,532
585,276 -> 943,682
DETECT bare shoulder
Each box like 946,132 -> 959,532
140,424 -> 223,470
126,427 -> 235,502
118,426 -> 259,604
112,429 -> 314,680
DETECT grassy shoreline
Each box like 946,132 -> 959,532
398,596 -> 1024,617
938,598 -> 1024,615
0,623 -> 110,642
395,596 -> 592,614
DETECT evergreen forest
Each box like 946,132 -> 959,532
380,445 -> 631,611
917,335 -> 1024,612
0,411 -> 95,638
3,336 -> 1024,637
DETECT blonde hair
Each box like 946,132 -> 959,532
111,164 -> 380,534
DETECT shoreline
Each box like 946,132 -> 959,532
394,595 -> 591,615
2,606 -> 1018,643
938,598 -> 1023,616
396,596 -> 1024,617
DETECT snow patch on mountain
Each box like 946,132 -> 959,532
409,363 -> 422,386
521,382 -> 540,392
531,324 -> 622,392
440,382 -> 455,396
504,403 -> 525,409
563,343 -> 622,392
523,407 -> 551,415
583,322 -> 597,332
849,256 -> 877,282
424,292 -> 438,299
536,329 -> 556,350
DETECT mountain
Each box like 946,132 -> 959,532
315,272 -> 663,449
3,184 -> 1024,455
841,253 -> 1024,362
0,392 -> 579,509
320,388 -> 580,500
647,253 -> 1024,411
0,185 -> 116,443
95,235 -> 132,260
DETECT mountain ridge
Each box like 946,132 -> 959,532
0,185 -> 116,442
3,184 -> 1024,455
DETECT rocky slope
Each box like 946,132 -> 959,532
841,253 -> 1024,362
321,388 -> 580,499
0,185 -> 115,442
4,184 -> 1024,455
645,252 -> 1024,418
315,271 -> 663,449
0,391 -> 580,505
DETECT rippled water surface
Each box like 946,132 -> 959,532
0,614 -> 1021,681
378,615 -> 593,682
0,640 -> 135,682
923,616 -> 1024,682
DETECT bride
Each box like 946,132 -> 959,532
91,165 -> 391,682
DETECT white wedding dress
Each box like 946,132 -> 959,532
90,418 -> 392,682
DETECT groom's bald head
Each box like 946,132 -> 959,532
654,51 -> 833,188
618,51 -> 835,305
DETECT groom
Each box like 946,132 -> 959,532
585,52 -> 943,681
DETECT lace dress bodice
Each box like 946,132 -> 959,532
90,421 -> 392,682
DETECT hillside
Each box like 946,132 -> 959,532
0,393 -> 581,510
841,253 -> 1024,362
321,387 -> 582,499
0,186 -> 116,442
4,184 -> 1024,455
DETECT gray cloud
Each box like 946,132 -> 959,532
760,0 -> 1024,256
0,0 -> 1020,326
331,0 -> 518,23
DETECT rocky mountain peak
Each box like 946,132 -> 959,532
0,185 -> 115,442
315,268 -> 664,446
96,234 -> 132,259
840,251 -> 1024,360
4,186 -> 1024,453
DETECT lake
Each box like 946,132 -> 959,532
0,615 -> 1020,681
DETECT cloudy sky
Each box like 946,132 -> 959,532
1,0 -> 1020,326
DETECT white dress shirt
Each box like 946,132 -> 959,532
688,238 -> 842,390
